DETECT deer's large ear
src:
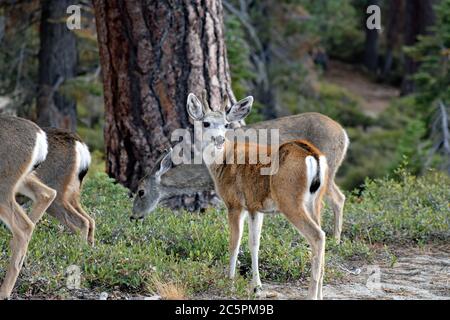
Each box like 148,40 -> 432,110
226,96 -> 253,122
187,93 -> 204,121
156,149 -> 173,179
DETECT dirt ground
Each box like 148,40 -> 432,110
190,245 -> 450,301
324,61 -> 400,117
256,245 -> 450,300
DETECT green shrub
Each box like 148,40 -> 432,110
339,126 -> 401,190
342,169 -> 450,244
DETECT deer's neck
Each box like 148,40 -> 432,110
203,140 -> 232,183
205,140 -> 273,184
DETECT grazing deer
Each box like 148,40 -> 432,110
19,128 -> 95,245
131,99 -> 348,243
131,149 -> 215,219
186,93 -> 328,299
0,115 -> 57,300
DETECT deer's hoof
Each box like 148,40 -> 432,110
253,285 -> 263,296
0,292 -> 11,300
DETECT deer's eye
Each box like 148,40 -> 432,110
203,122 -> 211,128
225,124 -> 231,129
138,190 -> 145,198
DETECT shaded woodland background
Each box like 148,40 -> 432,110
0,0 -> 449,203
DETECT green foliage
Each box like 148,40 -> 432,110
406,0 -> 450,108
1,170 -> 448,298
342,169 -> 450,244
298,0 -> 364,61
391,120 -> 428,174
314,82 -> 372,127
225,15 -> 259,115
290,82 -> 373,128
377,96 -> 421,129
339,127 -> 401,190
77,125 -> 105,153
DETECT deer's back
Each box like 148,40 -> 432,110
247,112 -> 348,178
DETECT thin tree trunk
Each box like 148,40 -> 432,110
37,0 -> 78,131
382,0 -> 403,78
401,0 -> 436,95
93,1 -> 234,205
364,0 -> 379,73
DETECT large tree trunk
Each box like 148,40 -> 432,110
401,0 -> 436,95
37,0 -> 78,131
93,1 -> 234,203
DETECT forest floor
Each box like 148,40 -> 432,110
324,60 -> 400,117
25,244 -> 448,300
4,170 -> 450,301
195,245 -> 450,300
259,245 -> 450,300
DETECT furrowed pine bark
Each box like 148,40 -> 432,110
93,0 -> 234,208
37,0 -> 78,131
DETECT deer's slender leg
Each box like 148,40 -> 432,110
0,202 -> 35,300
18,173 -> 57,224
248,211 -> 264,291
228,208 -> 246,280
46,202 -> 90,242
326,181 -> 345,242
313,194 -> 326,300
70,195 -> 95,246
281,205 -> 325,300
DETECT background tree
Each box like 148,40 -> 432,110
0,0 -> 41,117
0,0 -> 446,195
407,0 -> 450,174
92,0 -> 234,198
37,0 -> 78,131
401,0 -> 436,94
382,0 -> 403,78
363,0 -> 380,73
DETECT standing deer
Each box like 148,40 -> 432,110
186,93 -> 328,299
132,94 -> 333,299
0,115 -> 57,300
132,100 -> 348,242
19,128 -> 95,245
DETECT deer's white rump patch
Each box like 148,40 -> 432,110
319,156 -> 327,188
304,155 -> 327,216
30,130 -> 49,174
75,141 -> 91,174
305,156 -> 318,190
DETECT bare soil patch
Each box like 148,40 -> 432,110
324,61 -> 400,117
